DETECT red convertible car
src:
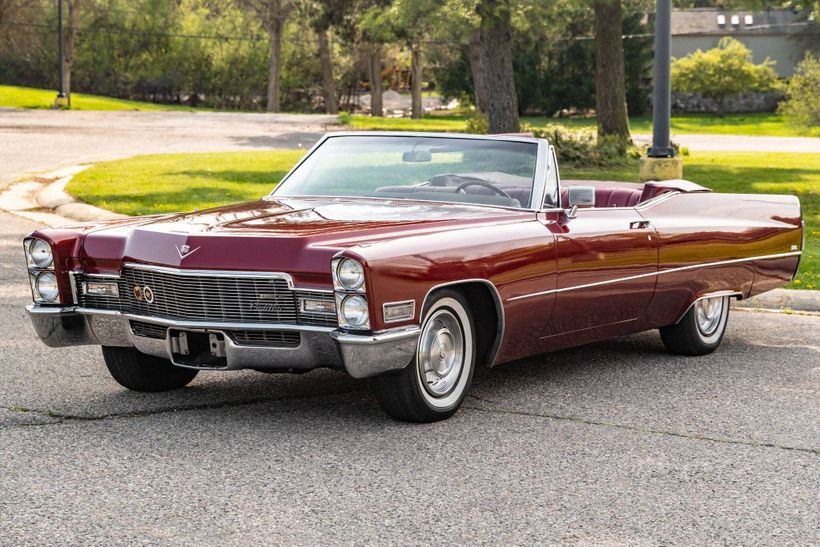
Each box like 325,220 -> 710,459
24,133 -> 804,422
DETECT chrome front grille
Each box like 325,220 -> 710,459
75,266 -> 337,327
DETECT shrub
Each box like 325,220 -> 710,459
671,37 -> 779,115
464,110 -> 489,134
779,53 -> 820,133
532,127 -> 638,167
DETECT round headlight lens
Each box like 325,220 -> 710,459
29,239 -> 53,268
341,295 -> 369,327
34,272 -> 59,302
336,258 -> 365,290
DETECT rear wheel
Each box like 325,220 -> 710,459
660,295 -> 730,356
371,290 -> 476,423
102,346 -> 199,392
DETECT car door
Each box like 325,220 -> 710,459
543,206 -> 658,339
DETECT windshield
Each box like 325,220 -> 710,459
273,135 -> 539,209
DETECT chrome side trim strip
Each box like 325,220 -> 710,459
674,290 -> 743,324
421,278 -> 506,367
507,251 -> 802,302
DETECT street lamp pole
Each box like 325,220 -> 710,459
648,0 -> 674,157
55,0 -> 67,107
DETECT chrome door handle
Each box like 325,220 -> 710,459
629,220 -> 650,229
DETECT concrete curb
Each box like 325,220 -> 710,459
735,288 -> 820,313
0,165 -> 125,226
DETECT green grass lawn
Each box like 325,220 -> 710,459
343,112 -> 819,138
67,150 -> 819,289
0,85 -> 203,111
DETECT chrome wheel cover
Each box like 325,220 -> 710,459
694,296 -> 725,337
417,309 -> 465,398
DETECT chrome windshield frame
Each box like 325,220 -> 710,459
269,131 -> 550,212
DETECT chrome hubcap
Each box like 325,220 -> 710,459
418,309 -> 464,397
694,296 -> 724,336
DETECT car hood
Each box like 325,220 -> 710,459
78,197 -> 528,284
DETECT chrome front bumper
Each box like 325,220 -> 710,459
26,305 -> 419,379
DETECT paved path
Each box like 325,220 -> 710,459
0,110 -> 332,188
1,210 -> 817,544
633,132 -> 820,153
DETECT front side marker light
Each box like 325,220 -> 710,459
32,271 -> 59,302
383,300 -> 415,323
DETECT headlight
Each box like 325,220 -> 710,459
340,295 -> 369,328
335,258 -> 365,290
27,239 -> 53,268
32,271 -> 59,302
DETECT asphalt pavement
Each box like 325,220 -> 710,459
1,210 -> 818,545
0,110 -> 332,188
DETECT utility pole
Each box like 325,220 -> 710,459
648,0 -> 673,158
639,0 -> 682,181
54,0 -> 68,108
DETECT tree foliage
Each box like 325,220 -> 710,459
779,52 -> 820,130
671,37 -> 780,114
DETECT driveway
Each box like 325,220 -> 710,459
632,132 -> 820,153
1,210 -> 817,544
0,110 -> 332,188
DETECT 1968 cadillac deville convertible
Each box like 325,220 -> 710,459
24,133 -> 804,422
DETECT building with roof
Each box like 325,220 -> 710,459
671,8 -> 819,77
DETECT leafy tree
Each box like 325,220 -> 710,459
238,0 -> 295,112
671,36 -> 779,115
779,53 -> 820,132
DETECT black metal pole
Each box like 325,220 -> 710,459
648,0 -> 674,158
57,0 -> 65,100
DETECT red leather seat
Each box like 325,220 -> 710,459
560,186 -> 643,208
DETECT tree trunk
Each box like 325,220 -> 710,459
593,0 -> 630,139
468,29 -> 486,112
64,0 -> 80,107
317,27 -> 338,114
368,46 -> 383,117
473,0 -> 519,134
265,18 -> 284,112
410,44 -> 423,119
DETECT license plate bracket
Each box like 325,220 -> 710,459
169,329 -> 228,368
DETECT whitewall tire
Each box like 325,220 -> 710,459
371,289 -> 476,422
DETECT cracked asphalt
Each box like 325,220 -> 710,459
1,210 -> 818,545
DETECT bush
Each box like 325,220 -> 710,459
779,53 -> 820,133
531,127 -> 637,167
672,37 -> 779,115
464,110 -> 489,134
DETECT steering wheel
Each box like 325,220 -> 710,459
455,179 -> 513,199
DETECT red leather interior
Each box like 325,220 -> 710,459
559,187 -> 643,208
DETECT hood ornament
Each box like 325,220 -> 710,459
175,244 -> 200,260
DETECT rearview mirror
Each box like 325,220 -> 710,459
402,150 -> 432,163
567,186 -> 595,208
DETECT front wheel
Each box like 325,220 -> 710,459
660,295 -> 730,356
102,346 -> 199,392
371,290 -> 476,423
